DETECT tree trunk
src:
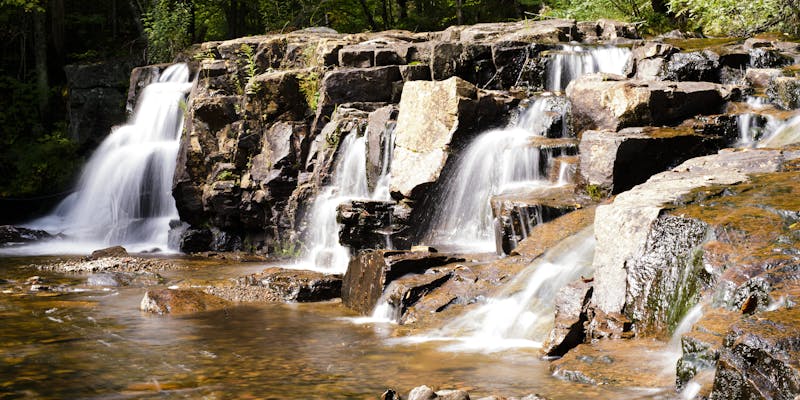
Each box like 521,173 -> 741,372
456,0 -> 463,25
651,0 -> 669,14
397,0 -> 407,19
355,0 -> 379,31
127,0 -> 145,38
33,8 -> 48,117
49,0 -> 65,81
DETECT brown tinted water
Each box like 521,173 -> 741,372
0,256 -> 673,399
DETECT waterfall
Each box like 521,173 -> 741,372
737,96 -> 773,146
758,114 -> 800,148
20,64 -> 192,253
300,123 -> 395,273
397,227 -> 595,352
545,45 -> 632,92
426,97 -> 564,251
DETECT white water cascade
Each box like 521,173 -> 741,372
758,114 -> 800,148
17,64 -> 192,254
300,123 -> 395,273
399,227 -> 595,351
736,96 -> 776,146
546,45 -> 632,91
426,97 -> 565,251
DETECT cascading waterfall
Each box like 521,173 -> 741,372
300,123 -> 395,273
426,98 -> 557,251
21,64 -> 192,253
737,96 -> 774,146
398,227 -> 595,351
546,45 -> 632,91
426,45 -> 630,252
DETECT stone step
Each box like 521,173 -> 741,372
490,184 -> 592,254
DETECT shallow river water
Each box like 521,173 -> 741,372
0,256 -> 671,399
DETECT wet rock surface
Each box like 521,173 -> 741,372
592,149 -> 800,336
140,288 -> 231,315
0,225 -> 53,244
206,267 -> 342,303
342,250 -> 465,314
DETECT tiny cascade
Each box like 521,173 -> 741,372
301,124 -> 395,273
427,97 -> 565,251
758,114 -> 800,148
737,96 -> 773,145
665,302 -> 705,370
426,227 -> 595,352
545,45 -> 632,92
26,64 -> 192,252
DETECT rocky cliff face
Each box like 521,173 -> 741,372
111,20 -> 800,399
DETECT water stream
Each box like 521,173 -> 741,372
400,227 -> 595,352
299,122 -> 395,273
0,256 -> 661,400
9,64 -> 192,255
546,45 -> 632,91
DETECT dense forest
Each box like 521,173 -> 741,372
0,0 -> 799,206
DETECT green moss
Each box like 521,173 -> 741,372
273,238 -> 302,258
216,170 -> 240,181
586,184 -> 607,201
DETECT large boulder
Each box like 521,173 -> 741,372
389,77 -> 506,200
592,149 -> 799,336
578,121 -> 734,194
567,74 -> 739,135
341,250 -> 465,314
337,200 -> 396,252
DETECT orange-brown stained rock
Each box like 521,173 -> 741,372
512,205 -> 596,259
550,339 -> 675,388
140,289 -> 230,315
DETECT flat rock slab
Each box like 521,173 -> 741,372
579,124 -> 729,194
206,267 -> 342,303
30,257 -> 181,274
567,73 -> 739,135
550,339 -> 675,388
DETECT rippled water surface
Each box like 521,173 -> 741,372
0,256 -> 666,399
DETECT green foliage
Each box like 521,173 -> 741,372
239,44 -> 262,94
273,237 -> 302,257
298,71 -> 320,111
143,0 -> 192,63
0,128 -> 80,197
586,184 -> 607,201
667,0 -> 800,36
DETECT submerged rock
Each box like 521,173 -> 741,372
140,289 -> 231,315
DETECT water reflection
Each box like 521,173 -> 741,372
1,257 -> 668,399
